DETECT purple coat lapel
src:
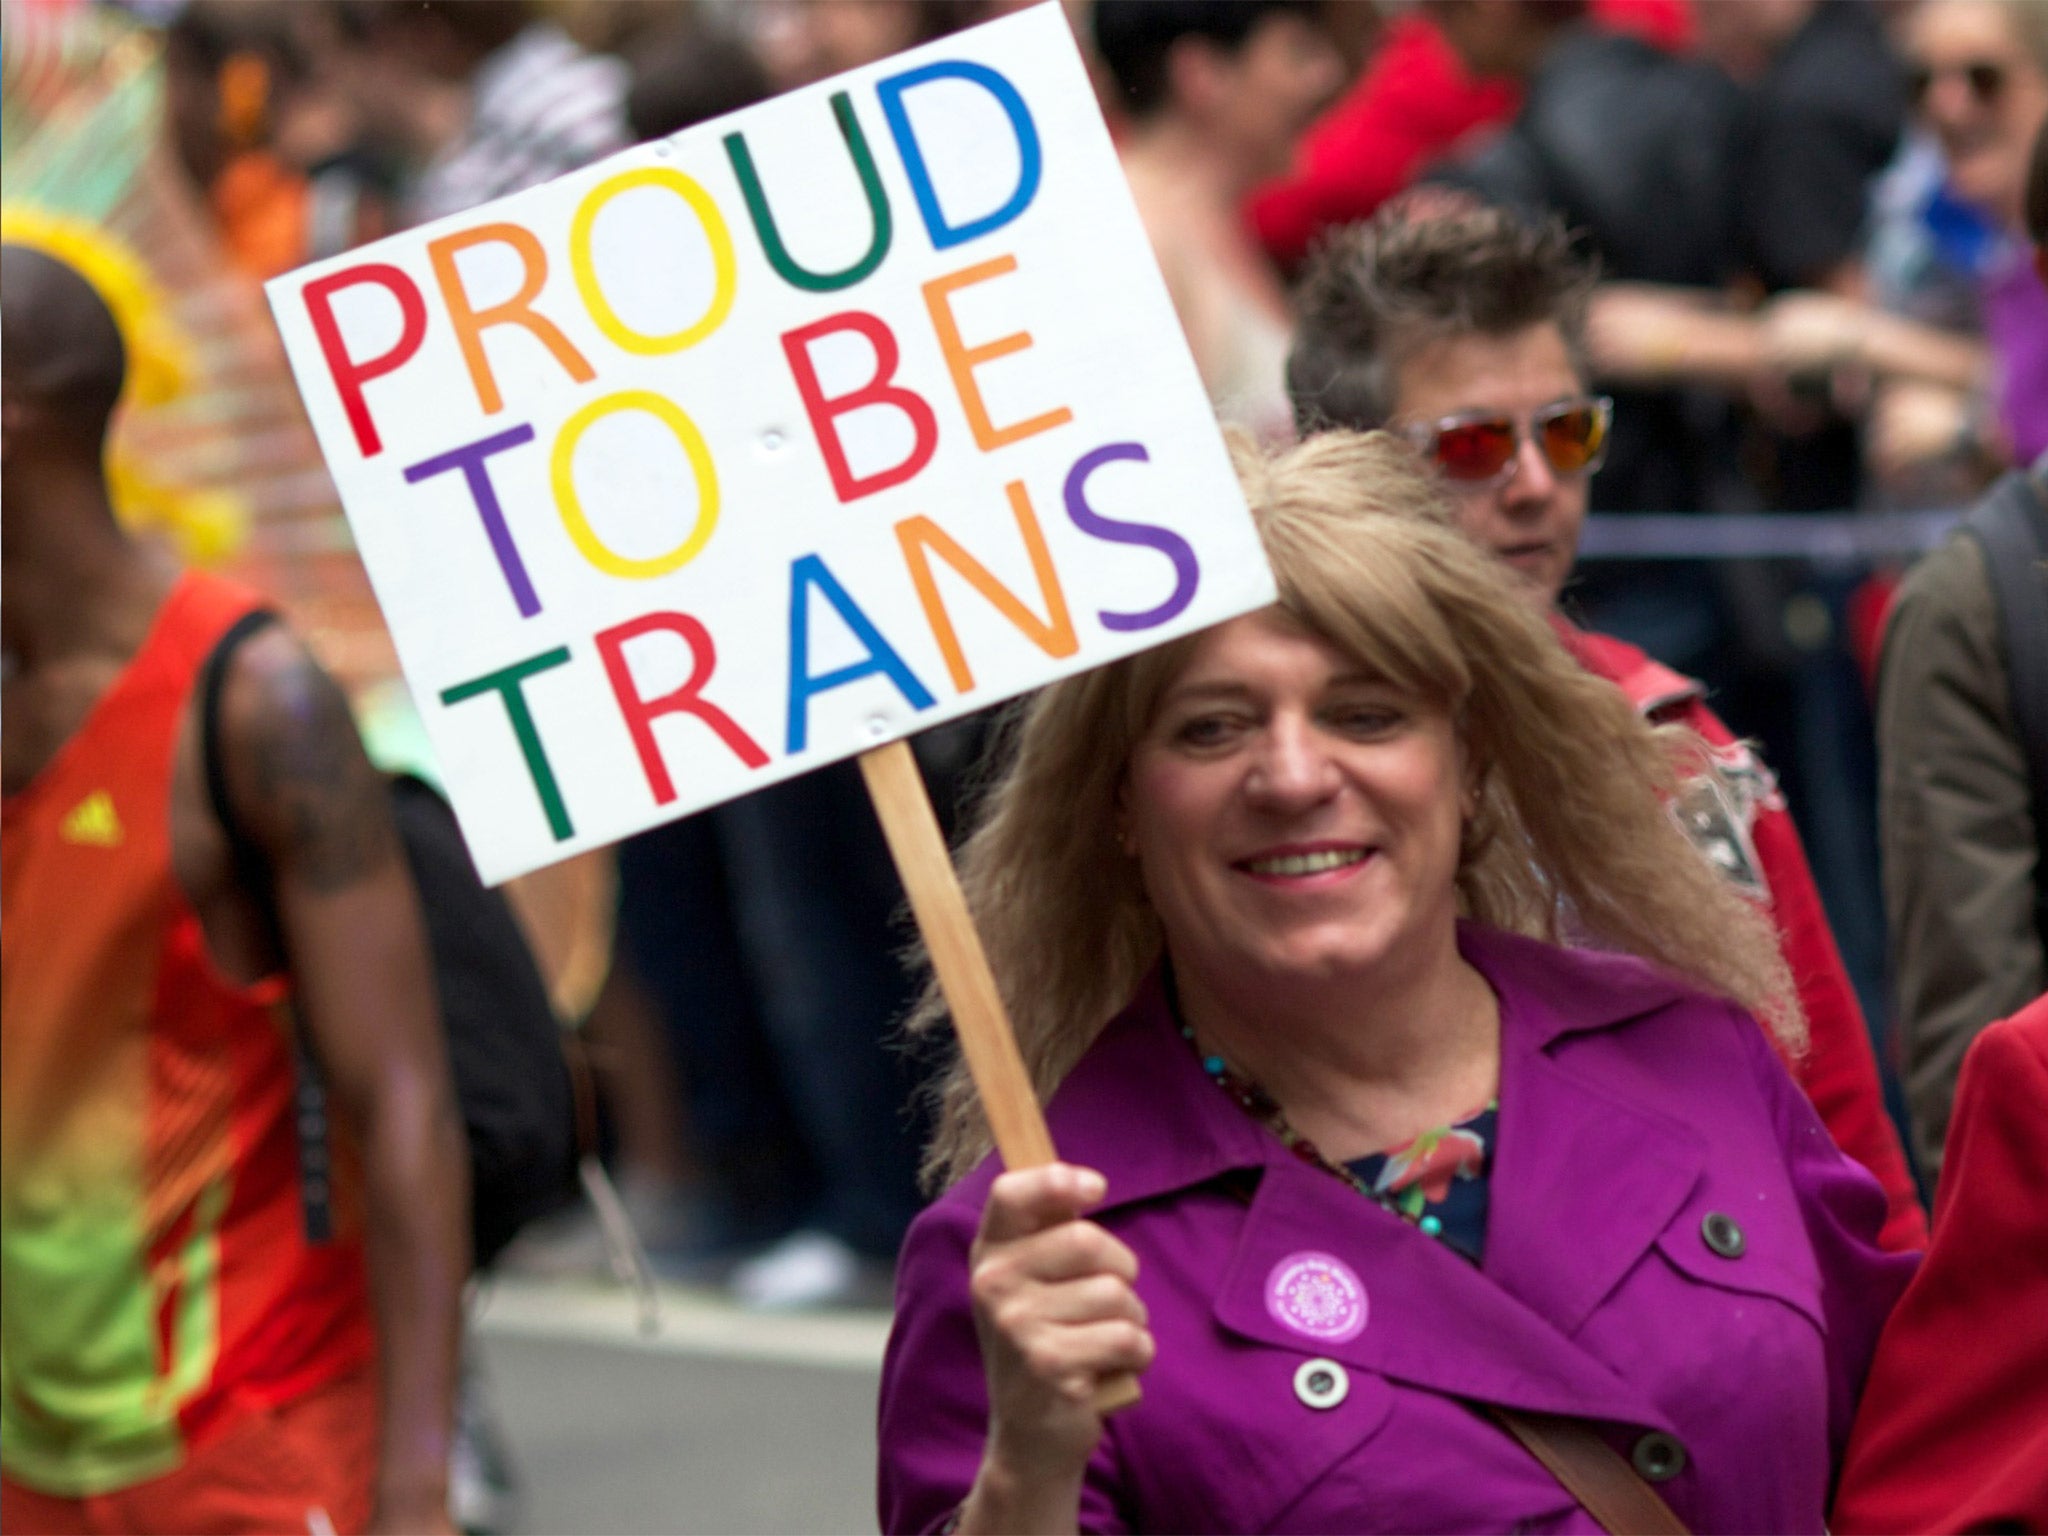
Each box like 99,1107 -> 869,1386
1209,1159 -> 1676,1430
1478,938 -> 1710,1340
1043,925 -> 1717,1430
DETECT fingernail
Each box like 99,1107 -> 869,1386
1077,1169 -> 1107,1203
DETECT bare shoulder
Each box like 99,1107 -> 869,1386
216,623 -> 398,891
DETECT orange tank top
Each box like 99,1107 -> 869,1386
1,571 -> 374,1496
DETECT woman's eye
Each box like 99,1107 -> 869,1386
1174,715 -> 1243,748
1330,706 -> 1402,737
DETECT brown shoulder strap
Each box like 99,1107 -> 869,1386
1486,1406 -> 1691,1536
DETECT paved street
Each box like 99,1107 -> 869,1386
472,1278 -> 891,1534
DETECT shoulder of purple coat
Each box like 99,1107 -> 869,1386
1456,922 -> 1728,1044
925,929 -> 1746,1229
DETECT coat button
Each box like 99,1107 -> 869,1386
1701,1212 -> 1746,1258
1631,1431 -> 1687,1482
1293,1358 -> 1349,1410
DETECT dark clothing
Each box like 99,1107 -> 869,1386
1343,1104 -> 1498,1266
1435,28 -> 1741,286
616,814 -> 822,1252
1429,9 -> 1904,513
1739,0 -> 1905,514
1428,28 -> 1745,517
1879,513 -> 2045,1179
713,766 -> 929,1259
618,765 -> 929,1261
1435,16 -> 1904,1040
1724,3 -> 1906,1065
1739,0 -> 1904,293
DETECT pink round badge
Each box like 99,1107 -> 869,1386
1265,1251 -> 1368,1343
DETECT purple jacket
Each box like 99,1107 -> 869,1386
878,925 -> 1917,1534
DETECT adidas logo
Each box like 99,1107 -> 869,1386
60,791 -> 124,847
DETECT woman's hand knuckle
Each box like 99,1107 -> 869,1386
1040,1222 -> 1082,1266
969,1260 -> 1003,1304
992,1294 -> 1037,1339
1091,1274 -> 1135,1314
1021,1338 -> 1064,1380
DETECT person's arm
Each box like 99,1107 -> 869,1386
221,628 -> 468,1535
877,1165 -> 1150,1536
1877,538 -> 2045,1179
957,1165 -> 1151,1535
1761,293 -> 1989,393
1584,283 -> 1769,390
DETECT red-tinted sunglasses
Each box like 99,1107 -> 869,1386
1399,396 -> 1613,489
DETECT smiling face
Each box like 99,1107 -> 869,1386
1124,610 -> 1470,1012
1391,322 -> 1590,610
1906,0 -> 2048,228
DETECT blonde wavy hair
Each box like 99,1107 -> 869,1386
911,430 -> 1799,1189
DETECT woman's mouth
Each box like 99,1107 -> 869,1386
1238,847 -> 1371,879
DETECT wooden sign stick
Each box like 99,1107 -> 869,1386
860,738 -> 1141,1415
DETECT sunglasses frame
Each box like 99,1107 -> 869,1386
1907,57 -> 2008,108
1399,395 -> 1615,491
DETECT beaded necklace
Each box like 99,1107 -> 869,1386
1164,955 -> 1490,1244
1174,1015 -> 1456,1240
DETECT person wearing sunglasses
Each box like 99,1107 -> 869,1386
1761,0 -> 2048,485
1908,0 -> 2048,240
1904,0 -> 2048,468
1287,201 -> 1928,1257
1832,122 -> 2048,1533
1393,395 -> 1612,607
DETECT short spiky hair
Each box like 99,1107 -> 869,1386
1286,203 -> 1599,434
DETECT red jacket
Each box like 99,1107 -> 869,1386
1832,994 -> 2048,1533
1556,620 -> 1928,1253
1249,0 -> 1697,271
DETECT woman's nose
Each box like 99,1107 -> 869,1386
1245,718 -> 1341,805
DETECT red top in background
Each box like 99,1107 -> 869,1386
1555,616 -> 1929,1255
1250,0 -> 1698,271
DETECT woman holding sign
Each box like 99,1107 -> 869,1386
877,432 -> 1914,1534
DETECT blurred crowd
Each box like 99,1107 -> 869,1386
13,0 -> 2045,1305
6,0 -> 2048,1531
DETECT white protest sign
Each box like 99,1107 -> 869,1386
266,3 -> 1274,885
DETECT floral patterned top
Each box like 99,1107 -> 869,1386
1346,1102 -> 1499,1264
